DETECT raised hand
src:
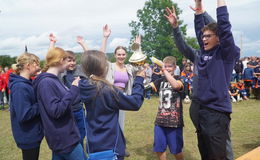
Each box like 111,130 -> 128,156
49,33 -> 57,43
164,6 -> 178,28
76,36 -> 89,51
76,36 -> 85,45
72,77 -> 81,87
190,0 -> 204,14
134,35 -> 141,45
103,24 -> 111,38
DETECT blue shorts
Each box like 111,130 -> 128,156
153,125 -> 183,154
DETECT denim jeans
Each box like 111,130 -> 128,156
52,143 -> 85,160
73,108 -> 86,147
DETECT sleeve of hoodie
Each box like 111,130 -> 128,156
38,80 -> 79,119
217,6 -> 240,61
113,76 -> 145,111
12,85 -> 39,123
194,12 -> 206,51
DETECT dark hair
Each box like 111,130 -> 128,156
81,50 -> 118,99
202,23 -> 218,35
66,50 -> 76,59
114,46 -> 127,54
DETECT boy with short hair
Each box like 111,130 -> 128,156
150,56 -> 184,160
193,0 -> 240,159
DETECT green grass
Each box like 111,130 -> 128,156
0,98 -> 259,160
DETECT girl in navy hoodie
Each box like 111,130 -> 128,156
79,50 -> 145,160
33,47 -> 85,160
9,53 -> 43,160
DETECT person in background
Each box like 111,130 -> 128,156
180,58 -> 187,72
228,84 -> 240,103
144,63 -> 152,100
235,80 -> 249,100
9,53 -> 43,160
234,59 -> 244,82
79,50 -> 145,160
33,47 -> 85,160
243,62 -> 254,97
181,63 -> 193,103
0,70 -> 6,110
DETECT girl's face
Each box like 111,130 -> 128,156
28,62 -> 41,76
115,49 -> 126,65
186,65 -> 191,71
59,58 -> 70,73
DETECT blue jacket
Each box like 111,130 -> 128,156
195,6 -> 240,113
243,68 -> 254,80
33,72 -> 81,154
9,74 -> 43,149
79,76 -> 144,157
172,12 -> 215,102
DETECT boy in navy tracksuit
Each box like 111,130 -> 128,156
194,0 -> 240,159
9,53 -> 43,160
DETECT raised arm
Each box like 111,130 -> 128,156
165,6 -> 198,62
49,33 -> 56,50
162,67 -> 183,90
77,36 -> 89,52
100,24 -> 111,53
193,0 -> 206,50
216,0 -> 240,60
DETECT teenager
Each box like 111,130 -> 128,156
79,50 -> 145,160
49,34 -> 86,147
194,0 -> 240,159
9,53 -> 43,160
78,26 -> 142,157
164,3 -> 235,160
33,47 -> 85,160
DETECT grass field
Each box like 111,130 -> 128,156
0,98 -> 259,160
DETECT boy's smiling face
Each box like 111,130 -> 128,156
164,62 -> 175,75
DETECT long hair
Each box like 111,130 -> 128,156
81,50 -> 118,98
42,47 -> 68,72
15,53 -> 40,75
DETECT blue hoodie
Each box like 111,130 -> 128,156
195,6 -> 240,113
33,72 -> 81,154
9,73 -> 43,149
79,76 -> 144,157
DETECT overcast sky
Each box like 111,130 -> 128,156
0,0 -> 259,59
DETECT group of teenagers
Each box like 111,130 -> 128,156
9,0 -> 240,160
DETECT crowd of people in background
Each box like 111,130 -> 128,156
149,56 -> 260,103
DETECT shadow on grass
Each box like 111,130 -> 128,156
131,144 -> 198,160
241,136 -> 260,150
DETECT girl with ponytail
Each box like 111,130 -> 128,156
33,47 -> 85,159
9,52 -> 43,160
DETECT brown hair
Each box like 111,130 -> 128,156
15,53 -> 40,74
66,50 -> 76,59
163,56 -> 176,66
81,50 -> 118,98
202,22 -> 218,35
42,47 -> 68,72
114,46 -> 127,54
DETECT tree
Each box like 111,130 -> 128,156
129,0 -> 199,65
0,55 -> 17,68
